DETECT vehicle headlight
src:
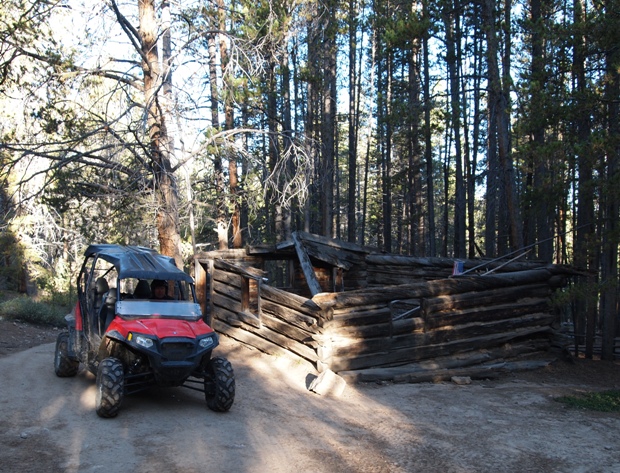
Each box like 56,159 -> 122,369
199,335 -> 216,349
134,334 -> 154,349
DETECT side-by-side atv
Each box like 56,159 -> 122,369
54,244 -> 235,418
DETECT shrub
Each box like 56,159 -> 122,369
0,295 -> 69,327
556,390 -> 620,412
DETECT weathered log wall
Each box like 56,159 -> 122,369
196,245 -> 572,382
312,269 -> 561,376
205,258 -> 329,366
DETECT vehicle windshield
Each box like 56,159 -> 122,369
116,300 -> 203,320
114,278 -> 203,320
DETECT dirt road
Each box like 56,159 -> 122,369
1,327 -> 619,473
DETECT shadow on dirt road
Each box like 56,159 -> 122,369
1,333 -> 619,473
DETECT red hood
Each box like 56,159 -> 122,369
107,317 -> 213,339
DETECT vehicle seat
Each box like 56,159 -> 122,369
99,289 -> 117,333
92,277 -> 109,317
133,279 -> 151,299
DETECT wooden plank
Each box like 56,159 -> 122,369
330,312 -> 556,357
423,298 -> 551,328
365,254 -> 556,274
194,259 -> 209,324
237,310 -> 262,328
261,299 -> 320,329
312,269 -> 555,309
260,312 -> 317,344
292,232 -> 323,296
230,317 -> 318,361
421,284 -> 551,314
214,258 -> 268,280
337,341 -> 550,381
318,317 -> 425,340
324,307 -> 392,329
327,326 -> 551,372
296,230 -> 370,254
213,279 -> 242,301
207,259 -> 215,327
212,292 -> 243,314
213,270 -> 242,289
260,284 -> 324,316
216,322 -> 303,360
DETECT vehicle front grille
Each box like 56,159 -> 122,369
160,340 -> 195,361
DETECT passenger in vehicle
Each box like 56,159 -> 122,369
133,279 -> 151,299
151,279 -> 174,300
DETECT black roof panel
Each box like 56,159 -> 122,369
84,245 -> 193,282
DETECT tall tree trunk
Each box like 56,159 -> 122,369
529,0 -> 553,261
282,46 -> 294,241
443,1 -> 466,258
468,11 -> 482,258
408,41 -> 423,256
206,24 -> 227,250
422,0 -> 436,256
137,0 -> 182,267
320,0 -> 337,238
572,0 -> 596,356
218,0 -> 241,249
382,50 -> 393,253
267,62 -> 283,241
347,0 -> 358,243
482,0 -> 522,255
601,0 -> 620,360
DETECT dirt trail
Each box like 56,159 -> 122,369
1,327 -> 619,473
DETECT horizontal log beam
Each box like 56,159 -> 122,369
327,326 -> 551,372
330,312 -> 556,357
313,269 -> 556,309
421,284 -> 551,314
261,299 -> 320,330
424,298 -> 552,329
214,259 -> 268,279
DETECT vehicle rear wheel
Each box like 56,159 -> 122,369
95,357 -> 124,418
54,332 -> 79,377
204,356 -> 235,412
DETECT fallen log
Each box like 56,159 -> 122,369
338,358 -> 556,384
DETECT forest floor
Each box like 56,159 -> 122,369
1,318 -> 620,473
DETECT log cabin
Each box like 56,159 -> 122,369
194,231 -> 575,383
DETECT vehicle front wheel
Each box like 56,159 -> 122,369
95,357 -> 124,418
54,332 -> 79,377
204,356 -> 235,412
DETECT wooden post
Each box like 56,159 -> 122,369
292,232 -> 323,296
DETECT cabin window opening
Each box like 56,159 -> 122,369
240,275 -> 261,318
390,299 -> 421,321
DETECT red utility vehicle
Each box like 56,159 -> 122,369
54,245 -> 235,417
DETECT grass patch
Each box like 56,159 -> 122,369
556,390 -> 620,412
0,295 -> 70,327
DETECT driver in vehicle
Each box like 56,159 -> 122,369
151,279 -> 174,300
